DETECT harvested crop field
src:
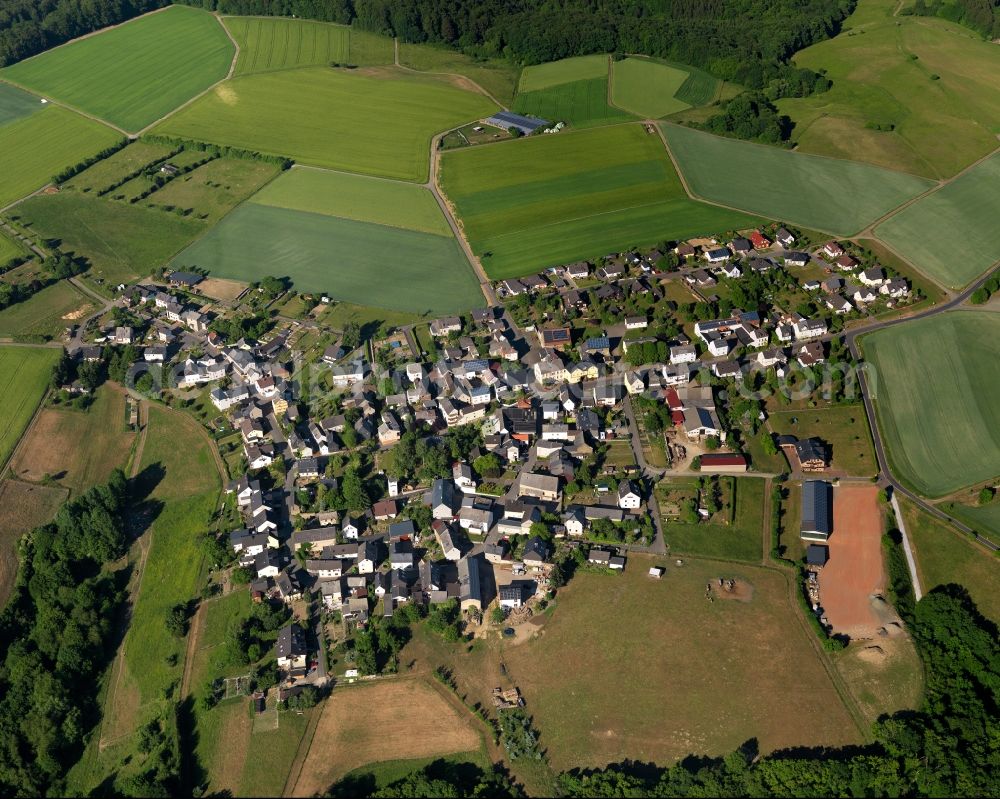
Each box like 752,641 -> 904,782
291,678 -> 481,796
0,6 -> 234,131
822,485 -> 886,639
661,123 -> 934,236
197,277 -> 247,302
863,311 -> 1000,496
154,67 -> 496,182
0,479 -> 67,607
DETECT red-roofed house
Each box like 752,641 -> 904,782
749,231 -> 771,250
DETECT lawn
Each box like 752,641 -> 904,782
777,0 -> 1000,179
901,497 -> 1000,624
874,153 -> 1000,289
862,312 -> 1000,497
767,405 -> 877,477
517,54 -> 609,92
9,384 -> 135,495
657,475 -> 765,561
0,81 -> 43,125
398,42 -> 519,105
440,124 -> 761,279
512,77 -> 635,128
0,105 -> 121,207
500,556 -> 861,770
0,479 -> 67,608
154,66 -> 497,182
661,123 -> 935,236
611,57 -> 691,118
1,6 -> 233,132
0,279 -> 93,340
0,346 -> 59,468
14,191 -> 205,287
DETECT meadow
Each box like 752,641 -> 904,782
0,81 -> 42,125
154,67 -> 497,182
0,230 -> 24,264
397,42 -> 519,105
767,405 -> 877,476
662,123 -> 935,236
227,16 -> 350,74
0,479 -> 67,607
440,124 -> 760,278
862,312 -> 1000,497
874,153 -> 1000,289
778,0 -> 1000,178
517,54 -> 609,92
901,498 -> 1000,624
512,77 -> 634,128
0,105 -> 121,207
63,140 -> 175,193
1,6 -> 234,132
611,57 -> 690,118
943,501 -> 1000,545
0,346 -> 59,468
0,280 -> 94,340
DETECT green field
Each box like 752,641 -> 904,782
0,230 -> 24,264
0,105 -> 121,207
662,123 -> 935,236
227,16 -> 349,74
14,191 -> 205,286
863,312 -> 1000,497
251,167 -> 451,235
767,405 -> 877,477
440,124 -> 761,278
1,6 -> 234,132
875,153 -> 1000,289
143,157 -> 280,223
0,346 -> 58,467
611,57 -> 690,118
944,501 -> 1000,543
517,54 -> 609,92
0,279 -> 93,340
63,140 -> 176,193
513,77 -> 634,128
0,82 -> 42,125
778,0 -> 1000,178
171,195 -> 484,314
398,42 -> 519,106
155,67 -> 496,182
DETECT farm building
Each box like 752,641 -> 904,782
800,480 -> 833,542
484,110 -> 549,135
167,270 -> 203,288
699,453 -> 749,473
806,544 -> 829,567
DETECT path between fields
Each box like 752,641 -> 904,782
889,495 -> 923,601
392,37 -> 507,109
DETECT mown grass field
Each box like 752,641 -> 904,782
0,230 -> 24,263
662,123 -> 935,236
778,0 -> 1000,179
143,157 -> 280,224
875,153 -> 1000,289
171,203 -> 484,314
63,140 -> 175,193
767,405 -> 877,477
901,498 -> 1000,624
0,479 -> 66,608
0,81 -> 42,125
517,54 -> 609,92
943,500 -> 1000,543
611,57 -> 690,118
227,16 -> 349,74
441,124 -> 761,278
0,105 -> 121,207
1,6 -> 234,132
863,312 -> 1000,497
398,42 -> 519,105
513,77 -> 634,128
0,280 -> 93,340
155,67 -> 496,182
0,346 -> 58,468
251,167 -> 451,235
238,709 -> 315,796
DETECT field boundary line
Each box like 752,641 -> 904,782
216,13 -> 242,80
282,705 -> 324,797
0,77 -> 129,136
0,385 -> 52,480
889,495 -> 923,601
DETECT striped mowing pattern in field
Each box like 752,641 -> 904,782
226,17 -> 351,75
0,346 -> 60,468
673,66 -> 720,106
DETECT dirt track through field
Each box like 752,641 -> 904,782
822,485 -> 886,638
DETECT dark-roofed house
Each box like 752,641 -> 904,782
800,480 -> 833,542
485,110 -> 548,135
276,624 -> 307,676
167,270 -> 203,288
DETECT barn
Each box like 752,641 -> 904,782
484,110 -> 549,136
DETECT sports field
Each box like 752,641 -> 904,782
611,57 -> 690,118
513,77 -> 634,128
440,124 -> 760,278
171,169 -> 483,314
1,6 -> 234,132
863,312 -> 1000,497
0,82 -> 42,125
518,54 -> 609,92
662,123 -> 935,236
874,153 -> 1000,289
155,67 -> 496,182
0,346 -> 59,468
778,0 -> 1000,178
0,105 -> 121,207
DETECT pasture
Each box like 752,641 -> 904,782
0,105 -> 121,207
0,82 -> 42,125
662,123 -> 935,236
0,279 -> 94,340
778,0 -> 1000,178
238,709 -> 314,797
863,312 -> 1000,497
154,67 -> 496,182
291,678 -> 482,796
611,57 -> 690,118
875,153 -> 1000,289
170,202 -> 484,314
227,17 -> 350,75
440,124 -> 760,278
0,346 -> 58,468
63,140 -> 175,193
0,230 -> 24,264
500,556 -> 861,770
512,77 -> 634,128
398,42 -> 519,105
767,405 -> 877,477
901,498 -> 1000,625
0,6 -> 233,132
517,54 -> 609,92
0,480 -> 66,608
9,384 -> 135,494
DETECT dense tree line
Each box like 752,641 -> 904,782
327,757 -> 522,798
0,472 -> 130,795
